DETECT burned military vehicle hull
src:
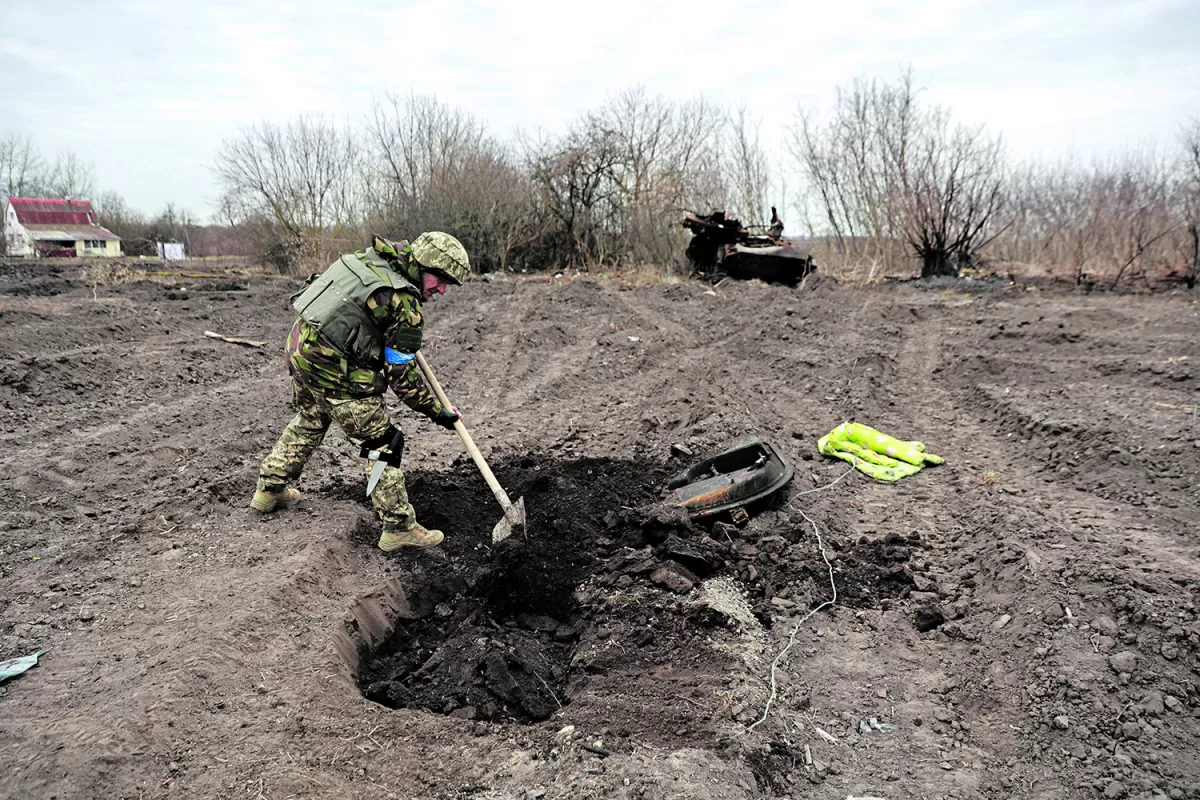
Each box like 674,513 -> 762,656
683,211 -> 816,285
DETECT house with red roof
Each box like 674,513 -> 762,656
3,198 -> 122,258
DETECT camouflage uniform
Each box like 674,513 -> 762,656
256,241 -> 448,535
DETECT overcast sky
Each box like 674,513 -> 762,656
2,0 -> 1197,219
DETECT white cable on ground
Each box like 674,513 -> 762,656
742,459 -> 856,735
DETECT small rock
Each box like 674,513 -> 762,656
1120,721 -> 1141,740
1103,780 -> 1127,798
516,613 -> 560,633
670,443 -> 693,458
553,624 -> 580,643
168,761 -> 180,773
78,608 -> 95,622
662,535 -> 716,576
1108,651 -> 1139,674
911,573 -> 936,592
994,614 -> 1012,629
1092,615 -> 1119,636
1053,715 -> 1070,730
1163,695 -> 1183,714
555,725 -> 575,743
1141,690 -> 1165,716
650,564 -> 696,594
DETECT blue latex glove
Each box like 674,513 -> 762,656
384,347 -> 414,366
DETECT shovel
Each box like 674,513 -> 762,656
414,351 -> 526,543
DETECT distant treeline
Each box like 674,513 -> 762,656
5,71 -> 1199,285
210,75 -> 1200,286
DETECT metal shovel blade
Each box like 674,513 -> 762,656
492,496 -> 527,543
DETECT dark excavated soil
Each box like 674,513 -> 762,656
356,456 -> 670,723
350,456 -> 925,726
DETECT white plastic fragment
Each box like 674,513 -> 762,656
0,649 -> 47,682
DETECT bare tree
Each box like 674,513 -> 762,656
590,87 -> 725,266
214,116 -> 360,269
901,110 -> 1007,276
789,70 -> 1005,278
523,87 -> 727,270
524,126 -> 623,267
726,106 -> 770,228
364,93 -> 534,273
789,73 -> 918,275
0,135 -> 45,197
94,191 -> 152,252
44,152 -> 96,199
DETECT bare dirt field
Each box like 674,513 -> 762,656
0,261 -> 1197,800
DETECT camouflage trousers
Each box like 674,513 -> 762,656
257,381 -> 415,532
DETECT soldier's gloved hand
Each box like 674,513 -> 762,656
433,407 -> 460,430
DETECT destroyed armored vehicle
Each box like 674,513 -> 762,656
682,208 -> 816,285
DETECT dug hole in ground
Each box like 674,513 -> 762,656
0,260 -> 1197,800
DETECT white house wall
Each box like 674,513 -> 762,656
3,203 -> 30,257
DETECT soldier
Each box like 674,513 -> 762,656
767,206 -> 784,240
250,232 -> 469,551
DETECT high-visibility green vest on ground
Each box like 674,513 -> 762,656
818,422 -> 945,482
291,251 -> 419,366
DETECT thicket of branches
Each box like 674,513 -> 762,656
213,89 -> 772,273
8,78 -> 1196,286
789,72 -> 1199,283
213,83 -> 1198,284
0,136 -> 97,202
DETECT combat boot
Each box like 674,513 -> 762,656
250,486 -> 302,513
378,523 -> 444,552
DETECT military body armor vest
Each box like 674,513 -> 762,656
290,251 -> 420,366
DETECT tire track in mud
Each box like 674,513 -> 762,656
894,309 -> 1200,799
744,303 -> 1053,798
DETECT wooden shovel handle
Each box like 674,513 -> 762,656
414,351 -> 514,514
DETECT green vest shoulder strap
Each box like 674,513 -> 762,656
289,252 -> 419,366
339,251 -> 420,295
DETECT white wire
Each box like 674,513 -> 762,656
741,458 -> 856,734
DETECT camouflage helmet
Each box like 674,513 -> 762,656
410,232 -> 469,285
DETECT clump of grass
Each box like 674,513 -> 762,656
979,470 -> 1000,487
